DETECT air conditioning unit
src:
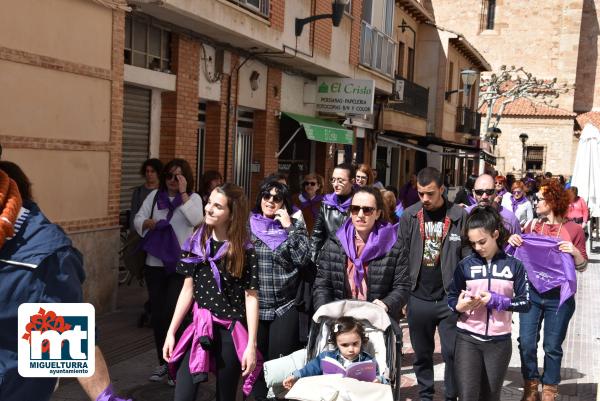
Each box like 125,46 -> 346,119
393,79 -> 405,102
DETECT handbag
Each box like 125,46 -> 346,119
121,192 -> 158,284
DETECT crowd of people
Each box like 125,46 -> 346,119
0,151 -> 591,401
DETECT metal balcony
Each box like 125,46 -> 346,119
456,106 -> 481,135
386,78 -> 428,119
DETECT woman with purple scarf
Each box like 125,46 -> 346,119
163,183 -> 260,401
507,179 -> 588,401
134,159 -> 204,384
313,186 -> 410,318
501,180 -> 533,227
292,173 -> 324,235
249,180 -> 311,400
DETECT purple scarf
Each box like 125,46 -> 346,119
467,193 -> 476,206
497,188 -> 507,198
141,219 -> 181,272
249,212 -> 288,251
181,226 -> 229,292
322,193 -> 352,213
505,234 -> 576,307
511,194 -> 528,213
299,193 -> 323,219
157,190 -> 185,220
335,219 -> 398,295
95,385 -> 132,401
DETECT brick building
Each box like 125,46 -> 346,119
427,0 -> 597,179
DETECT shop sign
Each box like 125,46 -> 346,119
480,150 -> 497,165
316,77 -> 375,115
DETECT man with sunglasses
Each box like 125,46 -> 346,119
397,167 -> 468,401
310,163 -> 355,263
466,174 -> 521,235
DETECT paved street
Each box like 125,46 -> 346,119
52,246 -> 600,401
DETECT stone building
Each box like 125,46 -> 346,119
427,0 -> 598,179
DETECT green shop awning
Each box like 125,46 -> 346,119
282,112 -> 353,145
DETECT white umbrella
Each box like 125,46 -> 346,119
571,123 -> 600,217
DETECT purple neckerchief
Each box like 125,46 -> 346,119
95,384 -> 132,401
249,212 -> 288,251
299,193 -> 323,219
394,202 -> 404,218
497,188 -> 507,198
157,190 -> 184,221
181,226 -> 229,292
168,304 -> 263,396
335,219 -> 398,295
142,219 -> 181,272
511,194 -> 528,213
505,234 -> 576,307
467,194 -> 476,205
322,193 -> 352,213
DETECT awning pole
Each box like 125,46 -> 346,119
275,126 -> 303,158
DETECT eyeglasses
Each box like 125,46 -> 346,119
355,175 -> 368,181
262,193 -> 283,203
537,196 -> 545,202
474,189 -> 496,196
330,178 -> 348,185
165,172 -> 179,181
303,181 -> 317,187
349,205 -> 377,216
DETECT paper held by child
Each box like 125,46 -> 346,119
320,356 -> 377,382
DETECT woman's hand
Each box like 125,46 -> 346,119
455,290 -> 484,313
283,375 -> 297,390
558,241 -> 578,256
176,174 -> 187,194
507,234 -> 523,247
372,299 -> 388,312
274,208 -> 292,228
143,218 -> 157,231
162,332 -> 176,363
241,345 -> 257,377
478,290 -> 492,306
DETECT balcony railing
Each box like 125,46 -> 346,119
386,78 -> 428,119
456,107 -> 481,135
226,0 -> 269,17
360,21 -> 395,78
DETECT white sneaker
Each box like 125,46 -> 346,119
149,364 -> 168,382
167,378 -> 175,387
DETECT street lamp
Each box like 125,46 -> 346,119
487,126 -> 501,151
519,132 -> 529,177
445,69 -> 478,100
399,19 -> 416,53
295,0 -> 350,36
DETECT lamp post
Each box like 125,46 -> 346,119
519,133 -> 529,178
295,0 -> 350,36
445,69 -> 478,100
487,127 -> 501,153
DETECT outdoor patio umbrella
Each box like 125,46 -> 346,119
571,123 -> 600,218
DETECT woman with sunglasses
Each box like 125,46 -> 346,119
292,173 -> 324,235
501,180 -> 533,227
313,186 -> 409,317
249,180 -> 311,401
507,179 -> 588,401
164,183 -> 260,401
494,175 -> 509,204
134,158 -> 204,384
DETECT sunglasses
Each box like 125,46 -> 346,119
303,181 -> 317,187
512,190 -> 523,195
262,193 -> 283,203
474,189 -> 496,196
349,205 -> 377,216
165,172 -> 179,181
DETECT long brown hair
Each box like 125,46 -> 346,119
199,183 -> 249,278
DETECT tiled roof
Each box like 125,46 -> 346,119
576,111 -> 600,129
479,97 -> 575,118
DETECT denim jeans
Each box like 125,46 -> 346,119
518,287 -> 576,385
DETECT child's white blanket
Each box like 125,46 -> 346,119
285,375 -> 393,401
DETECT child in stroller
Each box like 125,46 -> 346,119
282,316 -> 384,388
264,299 -> 401,401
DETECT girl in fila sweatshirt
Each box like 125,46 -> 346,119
448,206 -> 530,401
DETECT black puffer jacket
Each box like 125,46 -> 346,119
310,203 -> 349,262
312,236 -> 410,317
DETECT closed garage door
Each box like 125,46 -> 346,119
121,85 -> 151,214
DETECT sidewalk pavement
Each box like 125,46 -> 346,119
52,247 -> 600,401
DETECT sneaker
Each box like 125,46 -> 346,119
149,364 -> 168,382
167,377 -> 175,387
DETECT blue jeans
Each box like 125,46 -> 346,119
518,288 -> 575,385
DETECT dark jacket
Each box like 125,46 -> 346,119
310,203 -> 349,262
397,200 -> 469,295
312,236 -> 410,317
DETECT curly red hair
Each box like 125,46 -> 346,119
539,179 -> 570,217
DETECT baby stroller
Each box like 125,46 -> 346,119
264,299 -> 403,401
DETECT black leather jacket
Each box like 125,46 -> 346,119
310,202 -> 349,263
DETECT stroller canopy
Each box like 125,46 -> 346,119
312,299 -> 392,332
572,123 -> 600,217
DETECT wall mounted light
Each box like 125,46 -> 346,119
295,0 -> 350,37
445,69 -> 478,100
249,70 -> 260,91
